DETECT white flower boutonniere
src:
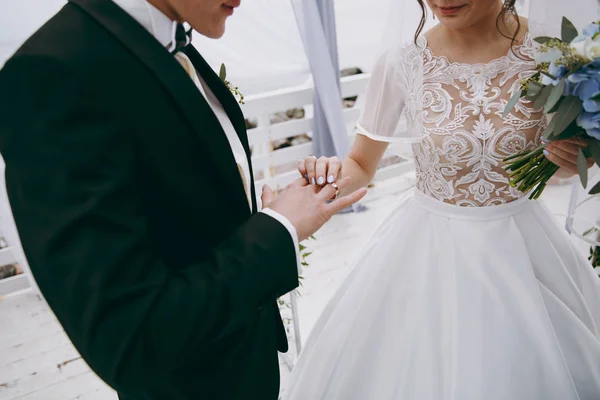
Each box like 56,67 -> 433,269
219,63 -> 245,105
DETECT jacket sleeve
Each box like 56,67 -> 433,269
0,55 -> 298,393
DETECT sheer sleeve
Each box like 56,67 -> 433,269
355,42 -> 424,144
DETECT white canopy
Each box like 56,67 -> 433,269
1,0 -> 394,95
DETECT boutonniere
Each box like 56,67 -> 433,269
219,63 -> 245,105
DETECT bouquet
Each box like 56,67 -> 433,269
504,17 -> 600,199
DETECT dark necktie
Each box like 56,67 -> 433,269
170,23 -> 193,55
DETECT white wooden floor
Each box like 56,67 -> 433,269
0,173 -> 587,400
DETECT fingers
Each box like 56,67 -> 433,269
261,184 -> 273,207
308,156 -> 342,187
305,156 -> 317,185
544,148 -> 578,174
545,144 -> 578,164
326,157 -> 342,184
587,158 -> 595,168
317,176 -> 351,201
288,177 -> 309,188
315,157 -> 328,185
555,138 -> 589,147
297,159 -> 308,179
325,187 -> 368,215
546,141 -> 582,158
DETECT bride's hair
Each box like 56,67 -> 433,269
413,0 -> 522,47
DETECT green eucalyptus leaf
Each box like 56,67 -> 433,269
577,149 -> 589,189
592,93 -> 600,102
562,17 -> 578,43
543,117 -> 556,139
504,90 -> 523,116
589,140 -> 600,166
545,79 -> 565,113
527,81 -> 543,97
219,63 -> 227,81
552,96 -> 582,137
534,85 -> 553,110
534,36 -> 556,45
552,124 -> 585,141
589,180 -> 600,195
536,49 -> 563,63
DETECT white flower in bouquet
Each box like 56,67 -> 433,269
588,37 -> 600,60
572,36 -> 600,61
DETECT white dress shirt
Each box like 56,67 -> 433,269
111,0 -> 301,271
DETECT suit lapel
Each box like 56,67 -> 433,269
70,0 -> 252,214
184,47 -> 258,213
184,48 -> 248,153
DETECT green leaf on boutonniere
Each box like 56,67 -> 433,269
591,93 -> 600,102
589,180 -> 600,195
577,148 -> 588,188
552,96 -> 582,137
534,85 -> 554,110
504,90 -> 524,116
545,79 -> 566,113
562,17 -> 578,43
219,63 -> 227,81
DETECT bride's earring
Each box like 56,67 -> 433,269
503,1 -> 516,24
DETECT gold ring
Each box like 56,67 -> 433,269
330,182 -> 339,200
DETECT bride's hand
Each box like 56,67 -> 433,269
297,155 -> 342,186
543,138 -> 595,177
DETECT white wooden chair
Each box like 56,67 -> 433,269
0,157 -> 43,298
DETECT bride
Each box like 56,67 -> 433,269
284,0 -> 600,399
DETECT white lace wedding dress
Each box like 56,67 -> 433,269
283,33 -> 600,400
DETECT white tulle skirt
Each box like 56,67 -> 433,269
284,190 -> 600,400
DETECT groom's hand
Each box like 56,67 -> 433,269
262,177 -> 367,242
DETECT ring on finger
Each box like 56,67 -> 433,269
329,182 -> 339,200
331,182 -> 339,194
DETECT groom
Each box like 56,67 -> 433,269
0,0 -> 366,399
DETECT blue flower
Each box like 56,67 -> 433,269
574,75 -> 600,112
568,68 -> 594,84
577,111 -> 600,140
583,23 -> 600,38
550,61 -> 568,79
542,60 -> 570,86
543,62 -> 566,86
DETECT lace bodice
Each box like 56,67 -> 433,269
357,33 -> 547,207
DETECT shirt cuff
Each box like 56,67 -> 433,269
259,209 -> 302,274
